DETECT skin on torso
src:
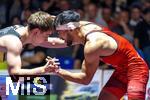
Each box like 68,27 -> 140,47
0,25 -> 26,53
0,33 -> 22,53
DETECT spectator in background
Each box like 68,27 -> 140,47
8,0 -> 21,22
100,0 -> 116,13
101,6 -> 116,30
76,8 -> 86,20
129,5 -> 142,30
58,0 -> 71,12
82,0 -> 91,7
44,0 -> 71,15
134,8 -> 150,67
20,0 -> 34,11
112,9 -> 134,43
142,0 -> 150,10
40,0 -> 51,12
20,0 -> 37,25
85,3 -> 107,26
40,0 -> 58,15
10,15 -> 22,25
21,8 -> 32,25
39,0 -> 60,15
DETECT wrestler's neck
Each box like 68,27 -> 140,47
72,27 -> 85,45
17,26 -> 32,45
71,21 -> 93,45
74,21 -> 93,44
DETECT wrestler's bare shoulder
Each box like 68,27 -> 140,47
0,35 -> 22,52
84,32 -> 118,56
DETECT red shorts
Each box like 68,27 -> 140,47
102,63 -> 149,99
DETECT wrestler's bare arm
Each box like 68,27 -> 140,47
39,37 -> 67,48
5,36 -> 48,75
48,32 -> 114,84
53,39 -> 101,84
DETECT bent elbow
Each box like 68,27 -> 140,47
9,71 -> 19,75
9,69 -> 20,75
82,81 -> 90,85
81,78 -> 91,85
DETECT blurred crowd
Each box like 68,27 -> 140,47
0,0 -> 149,69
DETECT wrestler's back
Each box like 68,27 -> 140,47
100,26 -> 148,68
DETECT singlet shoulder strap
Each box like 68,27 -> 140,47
80,22 -> 93,28
84,24 -> 109,39
12,25 -> 23,30
10,25 -> 23,38
85,30 -> 102,39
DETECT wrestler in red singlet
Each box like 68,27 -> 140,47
50,10 -> 149,100
89,26 -> 149,99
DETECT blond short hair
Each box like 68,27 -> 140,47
27,11 -> 54,31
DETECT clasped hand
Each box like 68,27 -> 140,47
44,56 -> 60,73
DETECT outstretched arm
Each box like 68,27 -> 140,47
7,49 -> 49,75
5,38 -> 49,75
56,58 -> 99,85
50,41 -> 100,85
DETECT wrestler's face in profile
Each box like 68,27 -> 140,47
31,29 -> 52,45
58,30 -> 73,46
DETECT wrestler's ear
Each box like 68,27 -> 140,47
31,28 -> 41,35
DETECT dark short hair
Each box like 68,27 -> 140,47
27,11 -> 54,31
53,10 -> 80,29
130,4 -> 141,11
